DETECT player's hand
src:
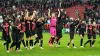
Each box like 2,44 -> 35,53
20,31 -> 23,33
58,9 -> 60,11
48,9 -> 50,11
34,11 -> 37,14
84,32 -> 87,34
97,30 -> 99,33
22,22 -> 25,24
77,18 -> 79,20
41,17 -> 44,21
25,9 -> 28,12
35,34 -> 38,37
64,11 -> 66,14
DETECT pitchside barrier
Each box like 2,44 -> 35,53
43,24 -> 100,33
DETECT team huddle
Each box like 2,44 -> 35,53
2,8 -> 99,53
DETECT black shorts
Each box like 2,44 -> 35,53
92,34 -> 96,39
31,30 -> 35,36
3,34 -> 11,41
12,33 -> 20,42
25,30 -> 32,38
3,35 -> 11,43
70,33 -> 74,39
37,32 -> 43,39
56,28 -> 62,38
87,34 -> 92,39
79,32 -> 84,37
20,32 -> 24,38
16,34 -> 21,42
37,34 -> 43,39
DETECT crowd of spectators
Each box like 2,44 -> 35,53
84,0 -> 100,24
0,0 -> 100,24
0,0 -> 99,35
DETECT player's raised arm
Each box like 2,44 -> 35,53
57,9 -> 60,17
30,10 -> 37,20
41,17 -> 46,24
24,9 -> 29,20
48,9 -> 51,18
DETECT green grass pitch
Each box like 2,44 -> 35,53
0,33 -> 100,56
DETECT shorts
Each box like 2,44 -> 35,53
35,28 -> 43,39
70,32 -> 74,39
37,32 -> 43,39
12,33 -> 20,42
92,34 -> 96,39
50,27 -> 56,36
56,28 -> 62,38
87,34 -> 92,39
16,34 -> 20,42
3,34 -> 11,44
31,30 -> 35,36
79,32 -> 85,37
3,34 -> 11,41
25,30 -> 32,38
20,32 -> 24,38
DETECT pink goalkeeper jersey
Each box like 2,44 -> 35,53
50,17 -> 57,27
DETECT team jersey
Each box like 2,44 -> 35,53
25,20 -> 31,31
20,19 -> 25,32
35,21 -> 45,33
50,17 -> 57,27
3,22 -> 10,36
16,22 -> 21,34
87,24 -> 93,35
76,23 -> 86,33
31,21 -> 36,31
56,15 -> 66,29
70,20 -> 79,33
